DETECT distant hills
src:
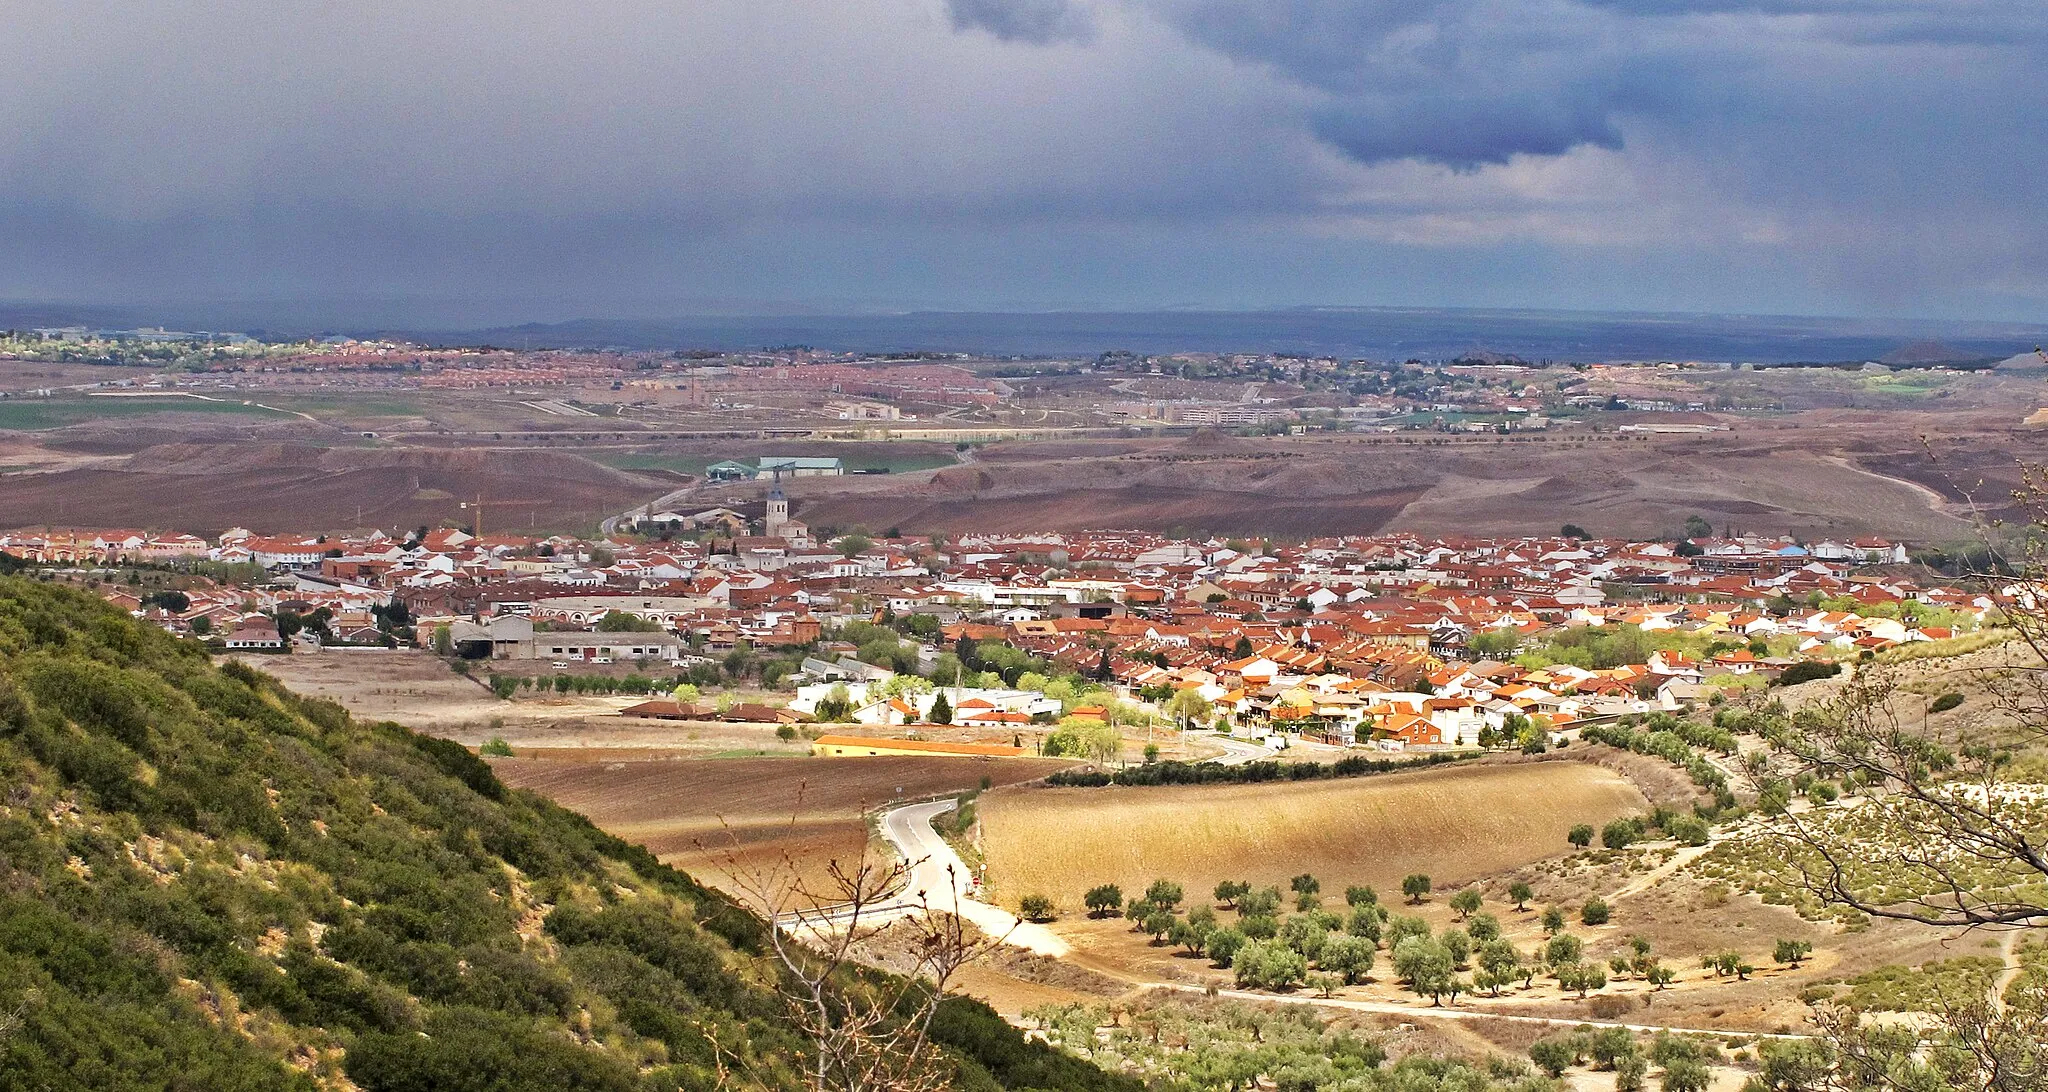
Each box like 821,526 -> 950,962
6,301 -> 2047,364
408,309 -> 2047,364
1874,340 -> 2009,367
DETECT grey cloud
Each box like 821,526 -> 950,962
946,0 -> 1096,42
1137,0 -> 1645,167
2,0 -> 2047,321
1310,93 -> 1626,170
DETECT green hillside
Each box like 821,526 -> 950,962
0,579 -> 1130,1092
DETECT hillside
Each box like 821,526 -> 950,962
0,579 -> 1129,1092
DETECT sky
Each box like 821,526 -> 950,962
4,1 -> 2046,325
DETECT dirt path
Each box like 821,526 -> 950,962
1989,918 -> 2039,1011
1143,982 -> 1811,1040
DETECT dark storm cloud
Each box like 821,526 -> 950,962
946,0 -> 1096,42
0,0 -> 2044,321
1309,96 -> 1625,170
1132,0 -> 1673,168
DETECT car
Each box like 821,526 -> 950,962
550,661 -> 570,669
590,656 -> 612,665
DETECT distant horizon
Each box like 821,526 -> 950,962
6,299 -> 2044,364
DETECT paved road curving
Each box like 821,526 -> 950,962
873,799 -> 1069,956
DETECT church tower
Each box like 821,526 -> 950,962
764,471 -> 789,538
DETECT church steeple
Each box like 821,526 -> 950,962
765,468 -> 789,537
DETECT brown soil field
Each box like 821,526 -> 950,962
977,761 -> 1647,912
0,441 -> 658,534
242,650 -> 631,732
245,649 -> 809,754
742,414 -> 2010,540
495,754 -> 1072,905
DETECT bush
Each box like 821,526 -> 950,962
1666,814 -> 1710,846
1019,894 -> 1054,922
1601,818 -> 1642,850
1232,938 -> 1308,990
1775,660 -> 1841,687
1467,912 -> 1501,942
1205,926 -> 1247,967
1530,1036 -> 1578,1077
1237,886 -> 1282,918
1930,692 -> 1964,713
1240,914 -> 1280,941
1545,933 -> 1584,966
1319,934 -> 1376,984
478,737 -> 513,757
1043,749 -> 1479,787
1581,898 -> 1611,926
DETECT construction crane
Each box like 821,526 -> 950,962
459,494 -> 546,537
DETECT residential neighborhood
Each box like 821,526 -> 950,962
12,517 -> 1993,752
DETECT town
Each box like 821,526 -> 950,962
13,494 -> 1979,758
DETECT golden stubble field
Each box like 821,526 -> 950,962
978,761 -> 1648,911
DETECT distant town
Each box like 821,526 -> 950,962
12,501 -> 1988,755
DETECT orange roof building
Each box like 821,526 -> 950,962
810,735 -> 1028,758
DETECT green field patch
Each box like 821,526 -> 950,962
1843,957 -> 2002,1012
0,396 -> 291,431
594,448 -> 957,476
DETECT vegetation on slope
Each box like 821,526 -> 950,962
0,579 -> 1127,1092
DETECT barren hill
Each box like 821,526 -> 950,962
759,423 -> 1991,540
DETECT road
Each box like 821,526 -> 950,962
1200,732 -> 1277,766
789,799 -> 1068,957
601,477 -> 708,537
880,800 -> 1070,956
857,781 -> 1816,1041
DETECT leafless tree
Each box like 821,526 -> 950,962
1752,666 -> 2048,928
703,797 -> 1007,1092
1805,983 -> 2047,1091
1743,464 -> 2048,928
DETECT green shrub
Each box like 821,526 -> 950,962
1776,660 -> 1841,686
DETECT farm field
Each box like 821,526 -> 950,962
0,395 -> 293,430
494,754 -> 1073,905
978,761 -> 1647,912
0,440 -> 658,533
244,648 -> 815,754
743,412 -> 2007,540
591,442 -> 959,477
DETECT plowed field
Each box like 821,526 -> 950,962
495,754 -> 1071,904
